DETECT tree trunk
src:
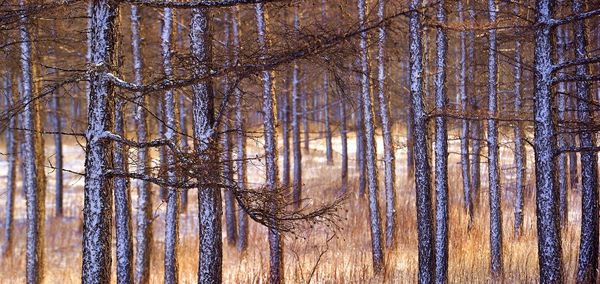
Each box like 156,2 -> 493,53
20,1 -> 47,282
177,13 -> 190,213
513,8 -> 526,236
434,0 -> 448,281
1,74 -> 18,257
291,5 -> 302,208
467,1 -> 481,213
358,0 -> 384,273
323,72 -> 333,165
131,6 -> 153,284
51,79 -> 63,217
222,12 -> 237,247
340,95 -> 348,194
191,7 -> 223,284
409,0 -> 435,281
556,25 -> 568,226
533,0 -> 562,281
487,0 -> 503,276
231,6 -> 248,253
255,3 -> 284,282
355,72 -> 366,197
457,0 -> 472,221
161,8 -> 180,284
82,0 -> 117,282
573,1 -> 599,281
281,80 -> 290,188
302,84 -> 309,152
375,0 -> 396,249
114,83 -> 133,284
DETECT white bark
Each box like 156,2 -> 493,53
1,74 -> 17,257
358,0 -> 384,273
83,0 -> 117,282
255,3 -> 283,282
131,5 -> 153,284
291,5 -> 302,208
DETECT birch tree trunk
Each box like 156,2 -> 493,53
323,72 -> 333,165
487,0 -> 503,276
533,0 -> 562,281
191,7 -> 222,283
255,3 -> 284,282
131,6 -> 153,284
291,5 -> 303,208
83,0 -> 117,281
302,85 -> 309,152
355,74 -> 366,197
281,81 -> 290,187
573,1 -> 599,281
409,0 -> 435,281
1,74 -> 17,257
434,0 -> 448,281
161,8 -> 180,283
467,1 -> 481,212
20,1 -> 47,282
231,6 -> 248,253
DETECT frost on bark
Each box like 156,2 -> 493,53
434,0 -> 448,281
20,0 -> 47,282
573,0 -> 599,281
409,0 -> 435,282
191,7 -> 222,284
556,25 -> 568,226
222,12 -> 237,246
131,5 -> 153,284
231,6 -> 248,253
161,7 -> 180,284
487,0 -> 503,276
291,5 -> 303,208
375,0 -> 395,249
533,0 -> 562,281
114,78 -> 133,284
83,0 -> 117,282
1,74 -> 18,257
255,3 -> 284,282
358,0 -> 384,273
457,0 -> 472,222
513,5 -> 526,236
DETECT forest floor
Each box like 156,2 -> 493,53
0,130 -> 585,283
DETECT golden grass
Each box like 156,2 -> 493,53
0,132 -> 586,283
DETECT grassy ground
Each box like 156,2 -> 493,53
0,132 -> 585,283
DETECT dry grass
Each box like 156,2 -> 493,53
0,131 -> 586,283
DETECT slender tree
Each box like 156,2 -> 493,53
231,6 -> 249,253
291,4 -> 303,208
556,24 -> 568,225
487,0 -> 503,276
161,7 -> 180,283
513,2 -> 526,236
20,0 -> 47,282
375,0 -> 396,248
82,0 -> 117,281
573,0 -> 599,281
533,0 -> 562,281
322,0 -> 333,165
131,5 -> 153,284
1,74 -> 18,257
409,0 -> 435,281
434,0 -> 448,281
457,0 -> 471,220
255,3 -> 284,282
358,0 -> 384,272
191,7 -> 223,283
